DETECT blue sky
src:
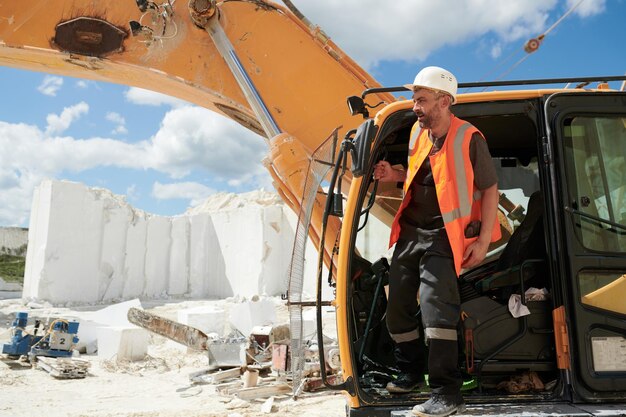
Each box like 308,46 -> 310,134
0,0 -> 624,226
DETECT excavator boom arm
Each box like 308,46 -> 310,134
0,0 -> 391,149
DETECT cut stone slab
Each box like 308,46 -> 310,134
97,326 -> 149,362
178,306 -> 226,336
229,298 -> 276,337
75,299 -> 143,354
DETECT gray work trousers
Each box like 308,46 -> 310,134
386,230 -> 462,395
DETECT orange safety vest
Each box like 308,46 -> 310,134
389,115 -> 501,276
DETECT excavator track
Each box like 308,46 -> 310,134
127,307 -> 208,351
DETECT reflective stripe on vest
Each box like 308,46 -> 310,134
408,127 -> 422,157
442,190 -> 483,223
440,122 -> 472,223
388,115 -> 501,276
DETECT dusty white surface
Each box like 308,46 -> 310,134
0,297 -> 345,417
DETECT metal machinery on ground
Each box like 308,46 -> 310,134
1,1 -> 625,415
2,312 -> 79,359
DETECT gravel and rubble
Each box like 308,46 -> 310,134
0,296 -> 346,417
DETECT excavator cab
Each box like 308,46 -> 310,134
312,79 -> 626,416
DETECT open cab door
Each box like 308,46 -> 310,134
545,92 -> 626,401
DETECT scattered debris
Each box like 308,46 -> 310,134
242,368 -> 259,387
189,366 -> 241,384
496,371 -> 545,393
36,356 -> 90,379
101,354 -> 170,374
300,374 -> 343,393
207,334 -> 248,369
175,384 -> 203,398
225,398 -> 251,410
234,383 -> 292,401
271,343 -> 289,372
261,396 -> 275,413
0,297 -> 345,416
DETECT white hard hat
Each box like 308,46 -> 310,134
404,66 -> 458,104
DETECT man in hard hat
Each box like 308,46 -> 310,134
374,66 -> 500,417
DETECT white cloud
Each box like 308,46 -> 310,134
490,44 -> 503,60
290,0 -> 602,69
76,80 -> 89,89
126,184 -> 138,201
125,87 -> 189,107
106,112 -> 125,125
106,112 -> 128,135
152,181 -> 216,207
147,106 -> 268,179
45,102 -> 89,135
569,0 -> 605,18
37,76 -> 64,96
0,106 -> 270,226
112,125 -> 128,135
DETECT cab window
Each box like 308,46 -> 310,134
563,115 -> 626,314
563,115 -> 626,252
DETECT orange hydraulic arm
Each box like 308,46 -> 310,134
0,0 -> 393,267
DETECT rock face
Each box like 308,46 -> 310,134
0,227 -> 28,255
22,180 -> 313,305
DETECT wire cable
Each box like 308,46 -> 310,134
469,0 -> 587,91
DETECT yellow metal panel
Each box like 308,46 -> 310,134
582,275 -> 626,315
335,175 -> 364,407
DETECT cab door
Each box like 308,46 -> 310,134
545,92 -> 626,400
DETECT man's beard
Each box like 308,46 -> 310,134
417,113 -> 434,129
416,108 -> 441,130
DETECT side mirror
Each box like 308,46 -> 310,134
351,119 -> 378,177
347,96 -> 369,118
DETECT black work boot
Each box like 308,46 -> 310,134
412,392 -> 465,417
387,338 -> 427,393
386,373 -> 426,394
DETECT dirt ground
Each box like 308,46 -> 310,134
0,296 -> 347,417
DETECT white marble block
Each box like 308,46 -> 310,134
23,180 -> 104,304
177,306 -> 226,336
229,298 -> 277,336
209,208 -> 263,298
76,300 -> 143,354
22,181 -> 325,305
122,217 -> 148,299
169,216 -> 190,296
189,213 -> 217,297
144,216 -> 171,297
97,326 -> 149,362
98,199 -> 131,301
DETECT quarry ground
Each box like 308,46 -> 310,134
0,296 -> 346,417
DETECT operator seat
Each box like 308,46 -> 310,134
474,190 -> 548,296
460,190 -> 554,374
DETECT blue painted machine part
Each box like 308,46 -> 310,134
2,312 -> 42,356
2,313 -> 80,359
14,312 -> 28,328
30,320 -> 80,358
